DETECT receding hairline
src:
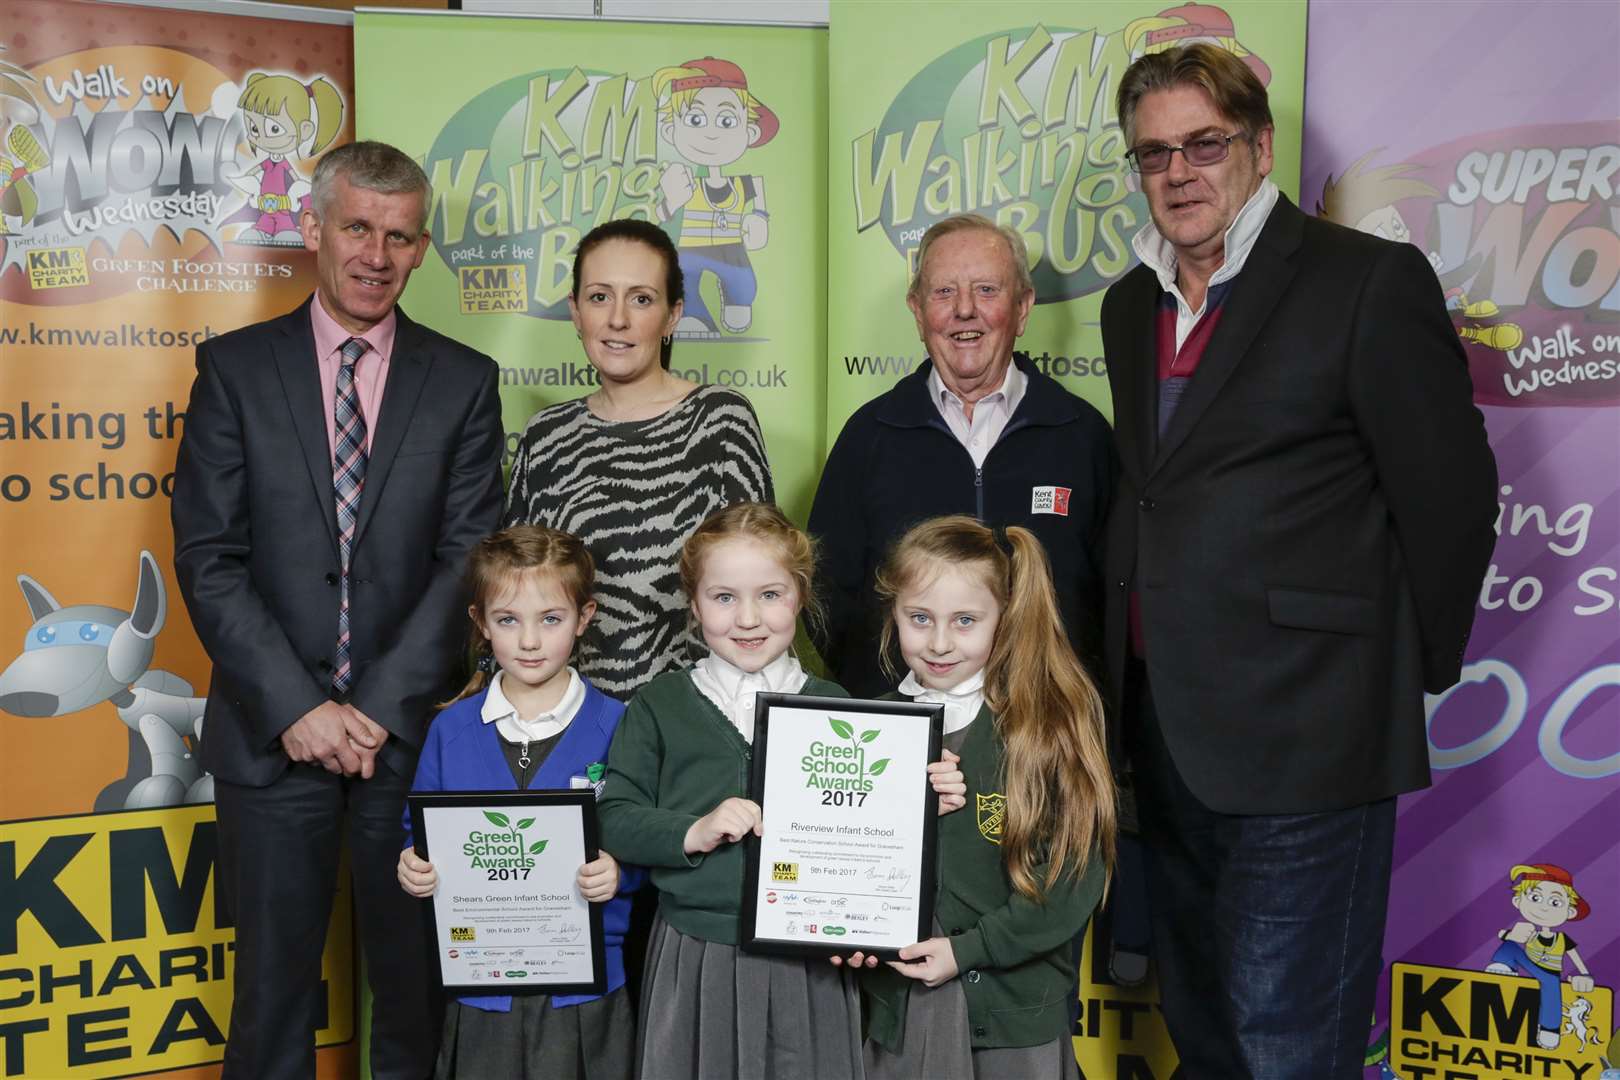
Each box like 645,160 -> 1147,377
908,215 -> 1034,303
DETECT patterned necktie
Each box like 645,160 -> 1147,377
332,336 -> 369,694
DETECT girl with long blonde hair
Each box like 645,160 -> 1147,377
860,514 -> 1116,1080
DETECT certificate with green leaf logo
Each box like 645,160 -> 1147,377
742,695 -> 943,959
408,791 -> 606,994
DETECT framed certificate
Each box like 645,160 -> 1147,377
741,694 -> 943,960
408,791 -> 606,995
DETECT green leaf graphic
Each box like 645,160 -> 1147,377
529,839 -> 548,854
868,758 -> 890,775
484,811 -> 510,828
829,718 -> 854,740
859,729 -> 880,743
516,817 -> 535,830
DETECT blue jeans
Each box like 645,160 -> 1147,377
1128,665 -> 1397,1079
1491,940 -> 1563,1031
678,244 -> 756,328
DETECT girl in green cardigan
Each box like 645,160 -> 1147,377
597,503 -> 864,1080
854,515 -> 1117,1080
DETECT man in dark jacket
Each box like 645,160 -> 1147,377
172,142 -> 504,1078
809,214 -> 1114,697
1102,46 -> 1497,1077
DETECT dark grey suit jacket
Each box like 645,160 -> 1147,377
1101,194 -> 1498,814
172,297 -> 504,786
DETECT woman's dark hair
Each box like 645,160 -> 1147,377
571,218 -> 685,369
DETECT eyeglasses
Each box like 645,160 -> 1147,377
1125,132 -> 1248,174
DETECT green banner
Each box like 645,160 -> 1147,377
355,13 -> 828,516
829,4 -> 1306,1073
827,0 -> 1307,437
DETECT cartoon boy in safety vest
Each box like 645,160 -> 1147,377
1486,863 -> 1596,1050
652,56 -> 777,338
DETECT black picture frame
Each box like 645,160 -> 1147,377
740,693 -> 943,961
409,790 -> 607,995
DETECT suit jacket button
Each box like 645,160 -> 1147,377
973,1026 -> 986,1038
950,927 -> 963,936
965,969 -> 981,984
1138,497 -> 1155,511
325,572 -> 338,586
1117,580 -> 1127,589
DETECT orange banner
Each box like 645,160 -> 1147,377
1,2 -> 356,1075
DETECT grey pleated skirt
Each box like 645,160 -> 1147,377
636,916 -> 864,1080
434,987 -> 635,1080
862,975 -> 1079,1080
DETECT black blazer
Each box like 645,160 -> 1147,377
1100,195 -> 1498,815
172,298 -> 504,787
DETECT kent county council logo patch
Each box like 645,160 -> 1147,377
976,792 -> 1006,844
1031,485 -> 1071,516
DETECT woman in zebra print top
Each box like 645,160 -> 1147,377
505,219 -> 773,700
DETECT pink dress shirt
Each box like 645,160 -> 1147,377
311,293 -> 394,456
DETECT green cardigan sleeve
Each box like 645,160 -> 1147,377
950,854 -> 1106,975
597,691 -> 703,869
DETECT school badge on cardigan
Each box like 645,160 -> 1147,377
976,792 -> 1005,844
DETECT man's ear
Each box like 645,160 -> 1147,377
906,292 -> 928,344
1014,283 -> 1034,337
1254,125 -> 1275,179
299,207 -> 321,253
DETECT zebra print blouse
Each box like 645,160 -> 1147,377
503,384 -> 774,700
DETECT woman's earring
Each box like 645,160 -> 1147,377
662,334 -> 672,345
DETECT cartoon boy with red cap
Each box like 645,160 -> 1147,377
652,57 -> 778,337
1486,863 -> 1596,1049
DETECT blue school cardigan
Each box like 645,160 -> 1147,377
403,677 -> 643,1011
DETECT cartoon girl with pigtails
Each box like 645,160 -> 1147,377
224,72 -> 344,244
652,57 -> 777,337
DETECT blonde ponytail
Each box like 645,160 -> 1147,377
876,516 -> 1116,900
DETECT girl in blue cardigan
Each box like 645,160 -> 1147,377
398,526 -> 640,1080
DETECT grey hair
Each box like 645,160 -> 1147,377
309,140 -> 433,234
907,214 -> 1035,304
1116,43 -> 1272,150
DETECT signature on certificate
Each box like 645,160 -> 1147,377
865,865 -> 913,888
543,920 -> 585,944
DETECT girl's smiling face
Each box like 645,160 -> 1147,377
894,563 -> 1001,692
691,539 -> 800,673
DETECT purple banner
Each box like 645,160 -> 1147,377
1302,2 -> 1619,1076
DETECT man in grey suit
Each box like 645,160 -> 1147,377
172,141 -> 503,1078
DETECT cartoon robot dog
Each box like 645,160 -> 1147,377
0,551 -> 212,809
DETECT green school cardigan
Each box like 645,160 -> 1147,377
597,669 -> 848,945
862,701 -> 1106,1051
